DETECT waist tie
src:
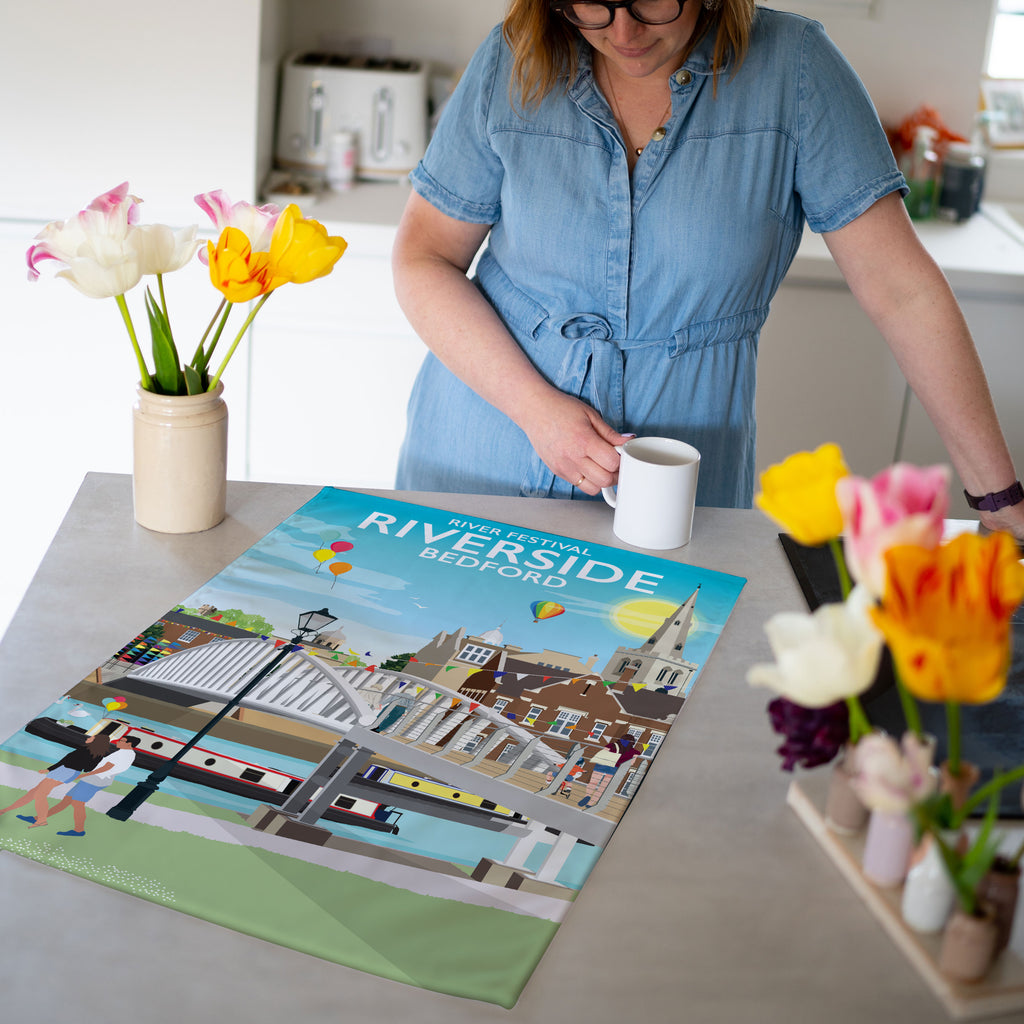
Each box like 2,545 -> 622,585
552,313 -> 624,431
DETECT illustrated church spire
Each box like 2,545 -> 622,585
641,588 -> 699,659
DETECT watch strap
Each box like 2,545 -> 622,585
963,480 -> 1024,512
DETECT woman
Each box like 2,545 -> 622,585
393,0 -> 1023,538
0,733 -> 114,828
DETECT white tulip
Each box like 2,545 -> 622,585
747,585 -> 884,708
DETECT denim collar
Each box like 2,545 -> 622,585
569,20 -> 726,92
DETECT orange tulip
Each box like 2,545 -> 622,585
207,226 -> 272,303
870,532 -> 1024,704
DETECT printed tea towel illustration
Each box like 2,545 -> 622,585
0,488 -> 744,1007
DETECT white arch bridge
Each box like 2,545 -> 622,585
123,637 -> 646,849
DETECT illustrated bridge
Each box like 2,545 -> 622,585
122,637 -> 649,851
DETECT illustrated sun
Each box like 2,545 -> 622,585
610,598 -> 686,638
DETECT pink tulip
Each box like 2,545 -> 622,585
194,190 -> 281,263
26,182 -> 144,297
851,731 -> 937,814
836,463 -> 950,598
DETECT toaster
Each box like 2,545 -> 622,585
275,52 -> 429,182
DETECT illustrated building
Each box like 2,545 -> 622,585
396,591 -> 702,773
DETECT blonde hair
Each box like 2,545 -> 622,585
502,0 -> 757,107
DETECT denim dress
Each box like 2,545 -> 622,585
395,8 -> 906,507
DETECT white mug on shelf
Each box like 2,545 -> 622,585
601,437 -> 701,550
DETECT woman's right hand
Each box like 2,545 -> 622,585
519,390 -> 632,496
393,193 -> 632,496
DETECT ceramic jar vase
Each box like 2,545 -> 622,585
940,761 -> 981,813
939,904 -> 999,983
825,746 -> 869,835
132,383 -> 228,533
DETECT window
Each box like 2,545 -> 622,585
457,643 -> 493,665
178,628 -> 200,643
642,733 -> 665,759
989,1 -> 1024,79
523,705 -> 544,726
588,721 -> 609,742
548,709 -> 583,737
492,698 -> 509,715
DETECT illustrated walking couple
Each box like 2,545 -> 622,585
0,732 -> 139,836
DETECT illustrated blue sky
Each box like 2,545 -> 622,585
182,489 -> 746,679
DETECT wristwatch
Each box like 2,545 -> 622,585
963,480 -> 1024,512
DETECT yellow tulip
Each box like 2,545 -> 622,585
870,532 -> 1024,704
754,443 -> 849,546
266,204 -> 347,288
207,227 -> 272,303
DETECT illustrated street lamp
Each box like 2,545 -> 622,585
107,608 -> 338,821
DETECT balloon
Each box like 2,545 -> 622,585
330,540 -> 353,553
530,600 -> 565,622
319,530 -> 341,544
313,548 -> 334,572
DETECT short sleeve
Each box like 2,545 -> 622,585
409,25 -> 507,225
794,20 -> 907,233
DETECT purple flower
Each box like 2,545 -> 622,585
767,697 -> 849,771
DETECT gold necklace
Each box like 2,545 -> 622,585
602,68 -> 673,157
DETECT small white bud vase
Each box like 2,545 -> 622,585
901,832 -> 957,933
132,383 -> 228,533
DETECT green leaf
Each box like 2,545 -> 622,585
146,288 -> 183,394
183,365 -> 205,395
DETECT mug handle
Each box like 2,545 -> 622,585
601,445 -> 626,508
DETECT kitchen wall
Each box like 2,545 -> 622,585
0,0 -> 1009,225
283,0 -> 996,136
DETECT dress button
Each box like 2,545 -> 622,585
675,69 -> 692,85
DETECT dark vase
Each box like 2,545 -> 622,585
977,857 -> 1021,955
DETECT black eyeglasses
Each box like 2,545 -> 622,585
550,0 -> 686,30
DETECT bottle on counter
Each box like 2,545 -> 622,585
937,140 -> 986,223
326,129 -> 357,191
902,126 -> 941,220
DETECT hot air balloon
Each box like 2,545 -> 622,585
530,600 -> 565,623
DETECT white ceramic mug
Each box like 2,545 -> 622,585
601,437 -> 701,550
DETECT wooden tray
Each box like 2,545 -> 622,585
788,772 -> 1024,1020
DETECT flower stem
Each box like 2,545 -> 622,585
829,537 -> 853,600
207,293 -> 271,391
845,695 -> 871,744
946,700 -> 961,777
116,293 -> 153,391
893,662 -> 923,740
191,298 -> 228,373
